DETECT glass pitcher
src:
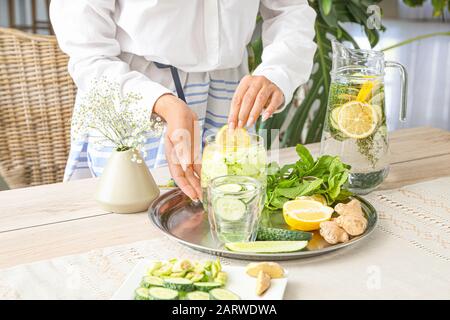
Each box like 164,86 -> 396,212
320,40 -> 407,194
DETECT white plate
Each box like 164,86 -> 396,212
112,259 -> 288,300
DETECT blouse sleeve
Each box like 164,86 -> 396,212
253,0 -> 317,112
50,0 -> 172,112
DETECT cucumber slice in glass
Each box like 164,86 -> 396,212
214,197 -> 246,221
330,106 -> 341,130
215,183 -> 243,193
209,288 -> 240,300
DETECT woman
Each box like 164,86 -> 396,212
50,0 -> 316,201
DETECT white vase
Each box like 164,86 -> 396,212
95,149 -> 160,213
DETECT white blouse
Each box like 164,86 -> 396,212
50,0 -> 317,111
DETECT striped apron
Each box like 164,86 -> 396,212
64,53 -> 248,181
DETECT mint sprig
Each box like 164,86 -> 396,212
265,144 -> 352,210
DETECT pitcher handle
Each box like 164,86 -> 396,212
385,61 -> 408,122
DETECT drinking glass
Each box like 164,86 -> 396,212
207,175 -> 263,244
201,133 -> 267,206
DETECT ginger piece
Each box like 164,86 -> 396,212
319,221 -> 349,244
246,262 -> 284,279
334,199 -> 364,217
335,214 -> 368,236
255,270 -> 271,296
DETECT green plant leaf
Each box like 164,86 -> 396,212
319,0 -> 339,27
402,0 -> 427,6
431,0 -> 447,16
275,178 -> 324,199
320,0 -> 333,16
295,144 -> 315,168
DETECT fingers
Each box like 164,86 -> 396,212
237,82 -> 263,128
169,128 -> 191,171
262,90 -> 284,122
192,114 -> 201,167
247,85 -> 275,127
229,75 -> 285,128
184,165 -> 202,200
229,76 -> 251,130
169,162 -> 198,201
165,137 -> 201,201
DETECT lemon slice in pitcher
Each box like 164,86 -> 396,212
357,81 -> 375,102
216,125 -> 250,150
337,101 -> 378,139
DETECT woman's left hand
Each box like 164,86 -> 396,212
228,75 -> 285,129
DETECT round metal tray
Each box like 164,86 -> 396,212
148,189 -> 377,261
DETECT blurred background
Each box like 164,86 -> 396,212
0,0 -> 449,191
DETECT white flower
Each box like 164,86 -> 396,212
72,78 -> 164,156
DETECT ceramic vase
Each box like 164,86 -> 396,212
95,149 -> 160,213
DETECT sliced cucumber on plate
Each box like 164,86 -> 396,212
193,282 -> 222,292
163,277 -> 194,292
186,291 -> 210,300
141,275 -> 164,288
256,227 -> 313,241
209,288 -> 240,300
148,287 -> 179,300
214,197 -> 246,221
225,241 -> 308,253
134,287 -> 149,300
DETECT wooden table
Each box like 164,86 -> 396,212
1,127 -> 450,270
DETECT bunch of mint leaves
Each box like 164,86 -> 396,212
265,144 -> 352,210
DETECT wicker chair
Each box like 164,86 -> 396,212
0,28 -> 76,188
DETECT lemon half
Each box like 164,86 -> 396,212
283,199 -> 334,231
216,125 -> 250,151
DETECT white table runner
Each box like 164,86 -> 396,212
1,177 -> 449,299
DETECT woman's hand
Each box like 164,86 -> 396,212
154,94 -> 202,201
228,75 -> 285,129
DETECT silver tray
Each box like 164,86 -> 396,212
148,189 -> 377,261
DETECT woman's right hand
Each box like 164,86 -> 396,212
154,94 -> 202,201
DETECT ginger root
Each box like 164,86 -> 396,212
335,214 -> 368,236
320,199 -> 368,243
246,262 -> 284,279
334,199 -> 364,217
319,221 -> 349,244
255,270 -> 271,296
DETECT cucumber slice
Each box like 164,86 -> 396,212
148,287 -> 179,300
140,275 -> 164,288
209,288 -> 240,300
330,106 -> 341,129
163,277 -> 194,291
244,184 -> 256,191
193,282 -> 222,292
190,273 -> 207,282
256,227 -> 313,241
216,183 -> 243,193
214,198 -> 246,221
186,291 -> 210,300
225,241 -> 308,253
134,287 -> 149,300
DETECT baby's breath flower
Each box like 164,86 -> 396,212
72,78 -> 164,157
